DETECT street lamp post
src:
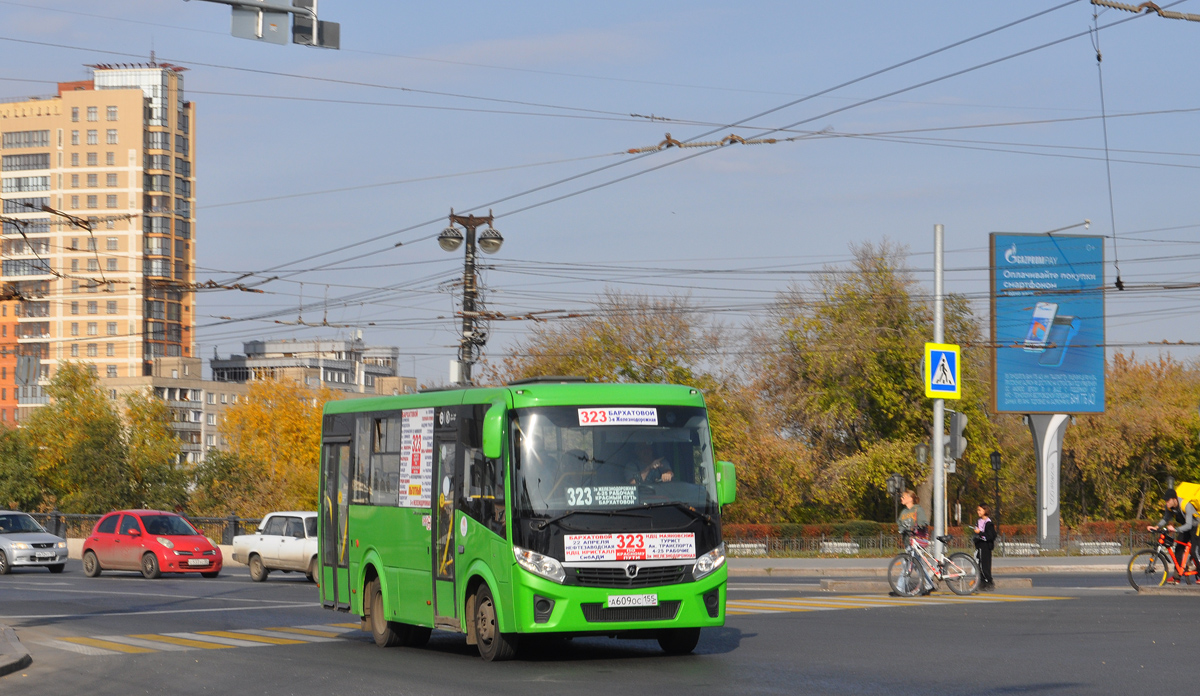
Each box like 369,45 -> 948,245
438,210 -> 503,385
887,473 -> 906,523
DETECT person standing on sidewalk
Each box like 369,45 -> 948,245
974,505 -> 997,591
897,490 -> 934,595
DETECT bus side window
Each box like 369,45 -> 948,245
461,446 -> 506,536
351,417 -> 372,504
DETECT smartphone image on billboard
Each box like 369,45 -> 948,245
1023,302 -> 1059,352
1038,316 -> 1080,368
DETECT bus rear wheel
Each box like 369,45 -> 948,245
658,627 -> 701,655
367,579 -> 409,648
474,584 -> 517,661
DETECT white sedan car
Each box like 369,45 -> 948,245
0,511 -> 68,574
232,511 -> 318,582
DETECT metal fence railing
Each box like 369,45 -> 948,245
28,512 -> 263,545
724,531 -> 1146,558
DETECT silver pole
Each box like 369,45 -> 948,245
932,223 -> 946,556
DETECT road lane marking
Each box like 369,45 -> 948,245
34,639 -> 119,656
330,622 -> 361,629
94,635 -> 197,652
233,628 -> 339,642
0,603 -> 316,620
58,636 -> 157,654
726,593 -> 1068,616
0,584 -> 313,604
129,634 -> 235,650
198,630 -> 308,645
162,632 -> 268,648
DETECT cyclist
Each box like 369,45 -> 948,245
1147,489 -> 1199,581
897,490 -> 934,595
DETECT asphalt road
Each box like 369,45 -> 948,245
1,560 -> 1193,695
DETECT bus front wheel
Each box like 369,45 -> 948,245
473,584 -> 517,661
367,579 -> 409,648
658,628 -> 701,655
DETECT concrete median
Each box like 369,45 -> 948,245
729,556 -> 1127,577
819,577 -> 1033,592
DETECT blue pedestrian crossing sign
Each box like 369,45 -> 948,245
924,343 -> 961,399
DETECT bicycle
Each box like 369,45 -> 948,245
1127,528 -> 1199,590
888,531 -> 981,596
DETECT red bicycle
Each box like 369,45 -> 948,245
1127,528 -> 1198,590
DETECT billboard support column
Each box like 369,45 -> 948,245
1027,414 -> 1069,550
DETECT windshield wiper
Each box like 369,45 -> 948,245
534,508 -> 649,530
617,501 -> 713,525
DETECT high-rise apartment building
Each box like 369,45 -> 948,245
0,62 -> 196,420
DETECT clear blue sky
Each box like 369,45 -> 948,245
2,0 -> 1198,384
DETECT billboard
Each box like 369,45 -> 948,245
990,233 -> 1105,414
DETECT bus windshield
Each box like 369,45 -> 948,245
512,405 -> 718,519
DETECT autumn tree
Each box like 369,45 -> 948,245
214,378 -> 341,516
24,363 -> 131,513
1064,354 -> 1200,521
123,390 -> 187,510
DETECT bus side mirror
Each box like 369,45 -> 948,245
716,460 -> 737,506
483,402 -> 505,460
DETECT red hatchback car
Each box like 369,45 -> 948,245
82,510 -> 223,579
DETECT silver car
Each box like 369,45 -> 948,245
0,511 -> 68,574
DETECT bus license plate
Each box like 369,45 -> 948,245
187,559 -> 210,566
607,594 -> 658,608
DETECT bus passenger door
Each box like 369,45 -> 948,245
320,441 -> 352,611
432,436 -> 459,629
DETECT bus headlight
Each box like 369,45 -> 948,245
693,543 -> 725,581
513,546 -> 566,584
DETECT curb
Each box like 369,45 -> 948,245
0,625 -> 31,678
1136,585 -> 1200,596
819,577 -> 1034,592
728,566 -> 1124,577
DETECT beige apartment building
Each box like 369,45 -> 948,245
0,62 -> 197,420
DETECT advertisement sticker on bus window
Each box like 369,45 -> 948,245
563,533 -> 695,562
577,407 -> 658,426
398,408 -> 434,508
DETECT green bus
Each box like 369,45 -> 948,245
318,378 -> 736,661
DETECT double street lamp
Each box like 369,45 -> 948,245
438,210 -> 503,385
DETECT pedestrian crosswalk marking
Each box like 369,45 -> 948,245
726,593 -> 1064,615
267,626 -> 344,638
196,630 -> 308,646
130,633 -> 235,650
31,623 -> 366,658
57,636 -> 157,654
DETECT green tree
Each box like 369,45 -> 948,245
190,449 -> 259,517
760,240 -> 994,520
123,390 -> 187,511
24,363 -> 130,513
0,427 -> 40,511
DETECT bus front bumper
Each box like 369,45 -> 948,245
510,564 -> 727,635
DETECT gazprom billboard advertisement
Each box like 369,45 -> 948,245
990,233 -> 1105,414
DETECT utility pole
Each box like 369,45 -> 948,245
438,211 -> 504,385
932,223 -> 946,556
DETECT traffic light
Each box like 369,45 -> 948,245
949,411 -> 968,459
